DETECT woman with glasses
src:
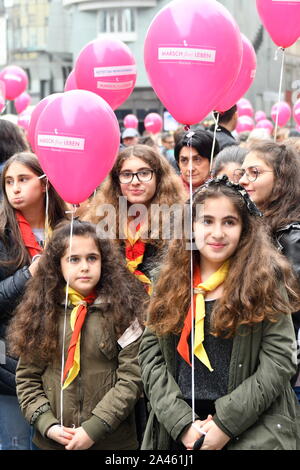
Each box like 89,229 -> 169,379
85,144 -> 185,293
174,130 -> 219,196
235,141 -> 300,403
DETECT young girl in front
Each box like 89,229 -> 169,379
0,151 -> 67,449
139,176 -> 300,450
9,220 -> 147,450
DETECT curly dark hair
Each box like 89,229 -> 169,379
8,220 -> 148,362
146,183 -> 300,337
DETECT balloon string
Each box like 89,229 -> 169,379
274,47 -> 285,142
186,126 -> 196,424
60,205 -> 77,428
210,112 -> 219,172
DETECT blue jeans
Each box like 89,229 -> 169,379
0,394 -> 34,450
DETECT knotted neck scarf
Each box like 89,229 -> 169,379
62,287 -> 97,389
125,222 -> 152,295
16,210 -> 43,258
177,260 -> 229,371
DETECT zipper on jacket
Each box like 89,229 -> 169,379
78,372 -> 83,427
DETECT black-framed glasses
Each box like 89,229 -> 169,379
118,169 -> 155,184
233,166 -> 273,183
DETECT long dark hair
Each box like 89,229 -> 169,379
8,220 -> 148,362
147,183 -> 300,337
0,152 -> 68,269
85,144 -> 186,242
249,142 -> 300,234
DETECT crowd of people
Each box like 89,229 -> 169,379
0,106 -> 300,451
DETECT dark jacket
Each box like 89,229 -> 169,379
16,297 -> 143,450
0,234 -> 31,395
275,223 -> 300,386
209,124 -> 238,151
139,309 -> 299,450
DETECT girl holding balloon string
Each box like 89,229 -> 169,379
139,176 -> 300,450
8,220 -> 147,450
85,144 -> 186,294
0,151 -> 67,450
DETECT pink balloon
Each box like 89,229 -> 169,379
124,114 -> 138,129
28,93 -> 62,152
144,113 -> 163,134
293,99 -> 300,126
64,69 -> 78,92
17,111 -> 32,132
256,0 -> 300,48
237,98 -> 254,117
75,37 -> 137,110
144,0 -> 242,125
215,34 -> 256,113
255,110 -> 267,122
236,116 -> 255,133
256,119 -> 274,134
0,65 -> 28,100
35,90 -> 120,204
14,91 -> 31,114
271,101 -> 291,127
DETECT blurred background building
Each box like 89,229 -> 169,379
0,0 -> 300,124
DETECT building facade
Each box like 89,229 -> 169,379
1,0 -> 300,123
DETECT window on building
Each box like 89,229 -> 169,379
98,8 -> 136,37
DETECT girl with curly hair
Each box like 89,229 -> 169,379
0,151 -> 67,449
139,177 -> 300,451
85,144 -> 186,294
8,220 -> 148,450
237,142 -> 300,401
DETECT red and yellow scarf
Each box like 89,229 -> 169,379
177,261 -> 229,370
16,211 -> 43,258
125,223 -> 152,295
62,287 -> 97,389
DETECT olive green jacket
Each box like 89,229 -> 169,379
16,298 -> 143,450
139,312 -> 300,450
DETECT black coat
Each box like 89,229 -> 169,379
0,235 -> 31,395
275,223 -> 300,386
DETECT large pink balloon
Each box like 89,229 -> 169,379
28,93 -> 62,151
0,65 -> 28,100
215,34 -> 256,113
144,0 -> 242,125
35,90 -> 120,204
124,114 -> 138,129
293,99 -> 300,126
256,119 -> 274,134
271,101 -> 291,127
236,116 -> 255,133
144,113 -> 163,134
255,110 -> 267,122
237,98 -> 254,117
64,69 -> 78,92
14,91 -> 31,114
75,37 -> 137,110
256,0 -> 300,48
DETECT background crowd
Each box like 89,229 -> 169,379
0,102 -> 300,451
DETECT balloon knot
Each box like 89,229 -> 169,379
184,124 -> 190,131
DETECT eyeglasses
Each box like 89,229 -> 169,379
118,169 -> 155,184
233,166 -> 273,183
